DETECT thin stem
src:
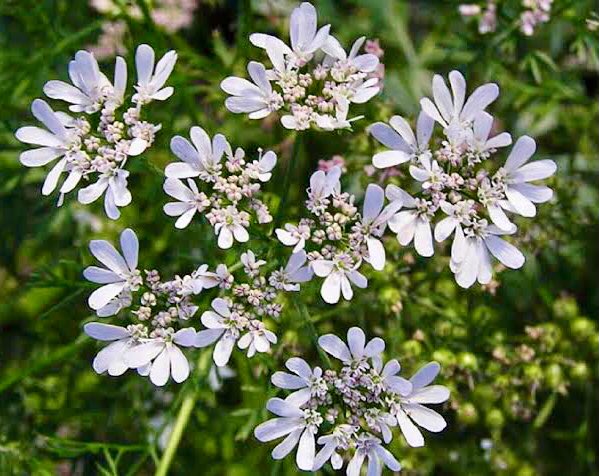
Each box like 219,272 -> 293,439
154,352 -> 210,476
154,392 -> 196,476
273,133 -> 304,230
292,295 -> 331,368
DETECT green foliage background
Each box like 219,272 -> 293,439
0,0 -> 597,474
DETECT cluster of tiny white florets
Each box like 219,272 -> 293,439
276,166 -> 400,303
254,327 -> 450,474
15,44 -> 177,219
459,0 -> 553,36
221,2 -> 380,131
163,126 -> 277,249
369,70 -> 557,288
83,229 -> 313,385
194,248 -> 313,366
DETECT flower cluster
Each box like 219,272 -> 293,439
459,0 -> 553,36
89,0 -> 198,59
15,44 -> 177,219
276,167 -> 400,304
83,229 -> 314,383
369,70 -> 556,288
83,228 -> 201,386
163,126 -> 277,248
195,249 -> 312,366
221,2 -> 380,131
255,327 -> 450,474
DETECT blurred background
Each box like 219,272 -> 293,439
0,0 -> 597,474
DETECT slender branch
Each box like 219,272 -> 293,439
154,352 -> 210,476
292,295 -> 331,368
154,392 -> 197,476
273,133 -> 304,231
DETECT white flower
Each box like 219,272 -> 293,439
451,222 -> 525,288
347,77 -> 380,104
254,395 -> 319,471
318,327 -> 385,364
221,62 -> 283,119
165,126 -> 230,179
214,205 -> 250,249
409,154 -> 444,190
15,99 -> 78,199
124,328 -> 196,386
346,434 -> 401,476
386,185 -> 434,258
312,257 -> 367,304
163,178 -> 210,228
370,358 -> 413,400
251,150 -> 278,182
241,249 -> 266,274
314,96 -> 361,131
393,362 -> 450,448
84,322 -> 145,376
467,111 -> 512,154
306,166 -> 341,214
360,184 -> 402,270
194,298 -> 240,367
250,2 -> 331,66
420,70 -> 499,143
77,168 -> 132,220
434,200 -> 475,258
96,290 -> 133,317
500,135 -> 557,218
272,357 -> 324,404
132,44 -> 177,104
83,228 -> 141,311
322,35 -> 379,73
276,223 -> 310,252
44,51 -> 126,113
271,250 -> 314,291
238,324 -> 278,358
370,111 -> 434,169
312,425 -> 356,471
189,264 -> 221,293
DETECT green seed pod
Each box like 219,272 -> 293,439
524,363 -> 543,382
380,286 -> 401,305
401,339 -> 423,358
432,349 -> 456,368
516,464 -> 536,476
486,408 -> 505,429
552,296 -> 579,320
457,402 -> 479,425
457,352 -> 478,371
570,362 -> 590,382
434,321 -> 453,337
570,317 -> 596,341
545,363 -> 564,389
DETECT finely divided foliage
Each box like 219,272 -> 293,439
12,1 -> 563,474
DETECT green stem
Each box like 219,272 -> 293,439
154,392 -> 196,476
154,352 -> 210,476
292,295 -> 331,368
273,133 -> 304,230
